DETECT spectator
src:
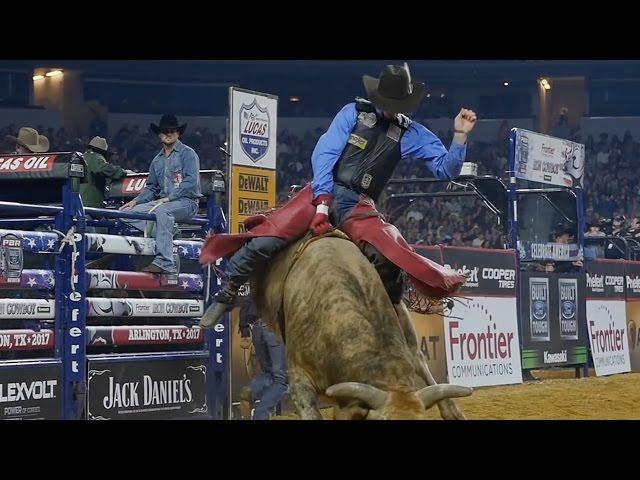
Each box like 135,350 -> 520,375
4,127 -> 49,154
585,222 -> 606,238
80,136 -> 130,208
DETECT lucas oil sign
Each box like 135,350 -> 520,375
229,87 -> 278,170
240,100 -> 270,162
228,88 -> 278,234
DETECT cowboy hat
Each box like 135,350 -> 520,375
149,114 -> 187,135
85,136 -> 115,157
5,127 -> 50,153
362,63 -> 426,114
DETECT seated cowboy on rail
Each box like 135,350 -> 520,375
200,63 -> 476,327
119,115 -> 201,274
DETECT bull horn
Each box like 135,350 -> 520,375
326,382 -> 389,409
417,384 -> 473,409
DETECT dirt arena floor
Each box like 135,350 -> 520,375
274,369 -> 640,420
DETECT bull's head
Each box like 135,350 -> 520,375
326,382 -> 472,420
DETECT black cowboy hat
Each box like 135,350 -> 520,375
150,114 -> 187,135
362,63 -> 426,114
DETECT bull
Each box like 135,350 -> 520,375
251,233 -> 472,420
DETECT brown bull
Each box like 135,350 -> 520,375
252,234 -> 472,420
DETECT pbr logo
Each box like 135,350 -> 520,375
1,234 -> 23,283
530,277 -> 550,342
240,99 -> 270,162
562,301 -> 575,318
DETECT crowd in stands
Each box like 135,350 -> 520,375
2,121 -> 639,249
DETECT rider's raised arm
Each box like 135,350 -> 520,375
310,103 -> 358,199
400,122 -> 467,181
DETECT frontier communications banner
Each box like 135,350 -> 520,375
442,247 -> 522,387
585,260 -> 631,376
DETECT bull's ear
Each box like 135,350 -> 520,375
417,384 -> 473,409
326,382 -> 389,410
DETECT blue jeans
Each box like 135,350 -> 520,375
331,183 -> 361,224
331,184 -> 404,302
120,198 -> 198,272
246,321 -> 288,420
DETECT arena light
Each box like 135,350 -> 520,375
289,96 -> 300,102
503,81 -> 509,86
426,92 -> 431,98
440,93 -> 446,98
45,70 -> 63,78
32,74 -> 45,81
540,78 -> 551,90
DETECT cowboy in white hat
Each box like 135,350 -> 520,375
5,127 -> 50,154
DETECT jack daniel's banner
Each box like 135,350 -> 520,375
87,356 -> 209,420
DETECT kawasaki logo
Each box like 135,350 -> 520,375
543,350 -> 567,364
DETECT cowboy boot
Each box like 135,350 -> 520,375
199,280 -> 241,329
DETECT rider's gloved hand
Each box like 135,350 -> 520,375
310,194 -> 333,236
